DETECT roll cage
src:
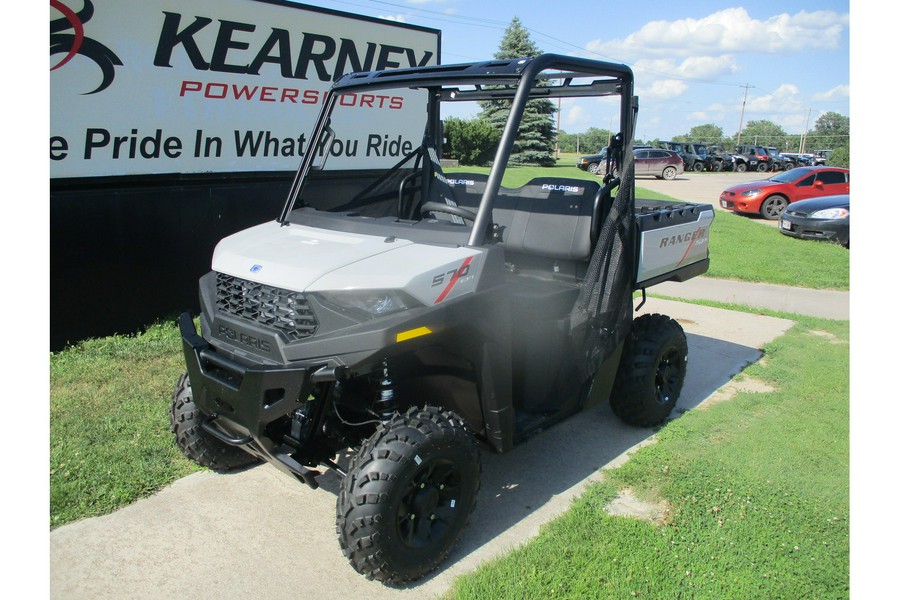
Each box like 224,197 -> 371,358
278,54 -> 637,249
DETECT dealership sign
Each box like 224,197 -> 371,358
49,0 -> 440,179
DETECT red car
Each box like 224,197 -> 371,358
718,166 -> 850,220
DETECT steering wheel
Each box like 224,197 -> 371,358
420,201 -> 477,222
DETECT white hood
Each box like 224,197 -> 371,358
212,221 -> 414,292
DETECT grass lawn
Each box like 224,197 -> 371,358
706,211 -> 849,290
447,313 -> 849,598
49,323 -> 201,527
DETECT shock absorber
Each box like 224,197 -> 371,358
372,360 -> 398,419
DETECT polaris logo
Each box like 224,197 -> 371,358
541,184 -> 582,193
658,228 -> 708,248
218,324 -> 272,352
447,179 -> 476,186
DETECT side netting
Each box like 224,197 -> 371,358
569,160 -> 636,377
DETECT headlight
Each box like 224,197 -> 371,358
809,208 -> 849,219
740,189 -> 761,197
315,289 -> 421,318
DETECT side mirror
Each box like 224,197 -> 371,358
813,180 -> 825,189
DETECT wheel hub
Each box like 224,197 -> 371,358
397,460 -> 460,547
655,349 -> 682,404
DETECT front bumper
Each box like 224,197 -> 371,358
778,215 -> 849,246
179,313 -> 337,487
719,194 -> 760,214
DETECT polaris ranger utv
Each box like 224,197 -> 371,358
170,54 -> 714,584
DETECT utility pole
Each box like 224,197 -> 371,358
735,83 -> 754,146
800,108 -> 812,154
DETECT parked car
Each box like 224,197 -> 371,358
576,147 -> 607,173
595,148 -> 684,180
718,166 -> 850,220
779,194 -> 849,248
636,148 -> 684,179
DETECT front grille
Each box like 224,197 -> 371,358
215,273 -> 318,341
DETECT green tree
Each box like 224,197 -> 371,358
806,111 -> 849,167
684,124 -> 724,144
557,127 -> 613,154
442,117 -> 501,166
478,17 -> 557,166
736,120 -> 788,148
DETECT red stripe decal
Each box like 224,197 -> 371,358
676,227 -> 704,267
434,256 -> 473,304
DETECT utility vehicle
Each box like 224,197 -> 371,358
170,54 -> 714,584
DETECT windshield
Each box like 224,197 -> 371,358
298,88 -> 431,217
769,168 -> 813,183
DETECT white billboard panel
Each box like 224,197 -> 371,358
49,0 -> 440,178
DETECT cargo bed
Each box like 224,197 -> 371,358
634,198 -> 714,288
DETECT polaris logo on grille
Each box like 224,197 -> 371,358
218,324 -> 272,352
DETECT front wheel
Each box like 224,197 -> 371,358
691,162 -> 704,172
587,162 -> 600,174
662,166 -> 677,180
169,373 -> 260,471
610,314 -> 687,427
735,162 -> 747,173
760,194 -> 788,220
336,406 -> 480,585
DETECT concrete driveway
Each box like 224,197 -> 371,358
50,298 -> 795,600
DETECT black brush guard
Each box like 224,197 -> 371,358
178,312 -> 338,488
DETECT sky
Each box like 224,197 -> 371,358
306,0 -> 850,144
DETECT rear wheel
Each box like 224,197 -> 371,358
735,162 -> 747,173
662,166 -> 677,180
169,373 -> 260,471
760,194 -> 788,220
757,162 -> 769,172
611,314 -> 687,427
587,162 -> 600,174
691,162 -> 704,172
336,406 -> 480,585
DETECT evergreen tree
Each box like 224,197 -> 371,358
478,17 -> 557,166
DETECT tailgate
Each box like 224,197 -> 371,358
634,199 -> 715,287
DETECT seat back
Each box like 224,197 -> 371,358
499,178 -> 600,262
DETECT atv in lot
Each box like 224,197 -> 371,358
170,54 -> 714,584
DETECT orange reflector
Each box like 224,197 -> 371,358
396,327 -> 432,342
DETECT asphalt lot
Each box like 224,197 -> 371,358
49,171 -> 829,599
